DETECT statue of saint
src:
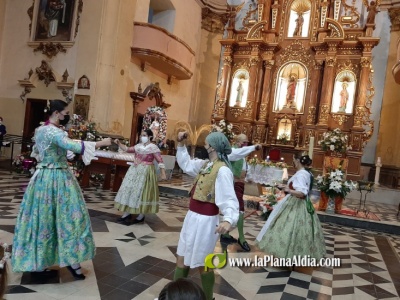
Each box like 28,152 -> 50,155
235,80 -> 245,106
285,75 -> 297,107
338,82 -> 349,113
293,13 -> 304,36
150,114 -> 160,141
366,1 -> 378,24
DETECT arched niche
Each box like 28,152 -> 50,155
273,62 -> 308,113
331,70 -> 357,114
229,69 -> 250,108
287,0 -> 312,38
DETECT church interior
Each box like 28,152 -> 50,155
0,0 -> 400,299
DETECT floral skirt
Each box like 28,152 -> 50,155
114,164 -> 159,214
12,168 -> 95,272
257,196 -> 326,260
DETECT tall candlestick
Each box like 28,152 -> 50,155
309,137 -> 315,159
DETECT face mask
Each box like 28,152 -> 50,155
141,136 -> 149,144
205,146 -> 214,155
59,114 -> 70,126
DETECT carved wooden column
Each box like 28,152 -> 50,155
307,60 -> 323,125
248,44 -> 261,120
317,41 -> 339,127
215,42 -> 234,119
259,59 -> 274,122
129,92 -> 145,146
353,57 -> 371,131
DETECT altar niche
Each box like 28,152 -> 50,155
331,71 -> 357,114
229,69 -> 250,108
287,0 -> 311,38
273,62 -> 308,114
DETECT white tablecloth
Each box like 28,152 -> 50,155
246,165 -> 286,186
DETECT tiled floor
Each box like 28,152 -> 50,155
1,170 -> 400,299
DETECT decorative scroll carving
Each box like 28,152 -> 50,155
250,56 -> 260,66
337,60 -> 359,74
354,106 -> 365,127
332,114 -> 350,125
233,60 -> 250,69
259,103 -> 268,120
223,56 -> 233,65
271,1 -> 279,29
360,57 -> 371,68
334,0 -> 341,21
252,125 -> 264,144
35,61 -> 56,87
325,18 -> 345,38
258,4 -> 264,22
74,0 -> 84,38
33,42 -> 67,59
362,70 -> 375,148
320,1 -> 329,27
340,0 -> 360,28
278,40 -> 313,68
241,4 -> 258,31
264,60 -> 275,69
246,21 -> 267,39
229,107 -> 245,118
306,106 -> 316,125
27,0 -> 34,36
201,7 -> 229,34
326,57 -> 337,67
319,104 -> 330,123
244,101 -> 253,118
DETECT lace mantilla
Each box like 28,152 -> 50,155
134,143 -> 160,155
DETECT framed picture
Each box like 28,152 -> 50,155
74,95 -> 90,120
28,0 -> 83,45
77,75 -> 90,89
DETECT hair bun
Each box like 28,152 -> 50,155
300,155 -> 312,166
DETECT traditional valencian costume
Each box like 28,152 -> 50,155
256,161 -> 326,261
174,132 -> 239,300
114,141 -> 165,217
12,124 -> 97,273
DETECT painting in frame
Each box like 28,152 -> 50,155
29,0 -> 82,45
74,95 -> 90,121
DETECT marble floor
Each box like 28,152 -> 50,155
1,170 -> 400,300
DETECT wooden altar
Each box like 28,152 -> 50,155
213,0 -> 379,180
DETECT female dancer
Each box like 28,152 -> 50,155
12,100 -> 112,280
173,131 -> 239,300
256,152 -> 326,264
114,129 -> 166,224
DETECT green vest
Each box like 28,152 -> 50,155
192,160 -> 226,203
230,145 -> 244,178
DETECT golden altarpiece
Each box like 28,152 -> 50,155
213,0 -> 379,179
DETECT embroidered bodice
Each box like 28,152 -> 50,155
126,143 -> 165,168
31,125 -> 84,169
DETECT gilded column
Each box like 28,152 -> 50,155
246,44 -> 260,121
317,56 -> 336,126
353,57 -> 371,130
259,60 -> 274,122
214,44 -> 233,119
307,60 -> 323,125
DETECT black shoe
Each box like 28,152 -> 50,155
67,266 -> 86,280
238,240 -> 251,252
117,214 -> 131,222
131,216 -> 145,224
220,234 -> 238,244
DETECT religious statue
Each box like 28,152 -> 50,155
293,13 -> 304,36
338,82 -> 349,112
366,1 -> 378,24
285,75 -> 297,107
235,80 -> 245,106
45,0 -> 66,38
149,113 -> 161,141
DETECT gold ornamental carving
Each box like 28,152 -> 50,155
337,60 -> 359,73
360,57 -> 371,68
271,1 -> 279,29
362,70 -> 375,147
35,60 -> 56,87
233,60 -> 250,69
223,56 -> 233,66
334,0 -> 341,21
388,8 -> 400,31
201,8 -> 229,34
259,103 -> 268,120
244,101 -> 253,118
340,0 -> 361,28
354,106 -> 365,127
314,60 -> 324,70
252,125 -> 264,144
27,0 -> 34,36
264,60 -> 275,69
247,21 -> 267,40
306,106 -> 316,125
320,1 -> 329,28
319,104 -> 330,123
325,18 -> 345,38
33,42 -> 67,59
326,57 -> 337,67
250,56 -> 260,66
278,40 -> 312,68
332,114 -> 350,125
241,4 -> 258,31
229,107 -> 245,118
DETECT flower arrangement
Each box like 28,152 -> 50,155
316,166 -> 357,198
68,114 -> 98,141
12,152 -> 36,175
259,194 -> 278,220
318,128 -> 351,153
247,157 -> 288,169
277,133 -> 290,145
210,119 -> 235,142
142,106 -> 167,145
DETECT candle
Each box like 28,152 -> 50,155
377,157 -> 381,164
309,136 -> 315,159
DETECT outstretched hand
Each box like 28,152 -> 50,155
177,131 -> 188,142
255,144 -> 262,151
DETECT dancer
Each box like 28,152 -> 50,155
114,129 -> 166,224
256,152 -> 326,264
12,100 -> 112,280
173,131 -> 239,300
220,134 -> 261,252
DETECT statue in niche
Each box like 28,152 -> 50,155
235,80 -> 245,106
293,13 -> 304,36
338,82 -> 349,112
366,1 -> 378,24
285,74 -> 298,108
150,113 -> 160,140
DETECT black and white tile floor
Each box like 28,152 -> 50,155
0,170 -> 400,299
